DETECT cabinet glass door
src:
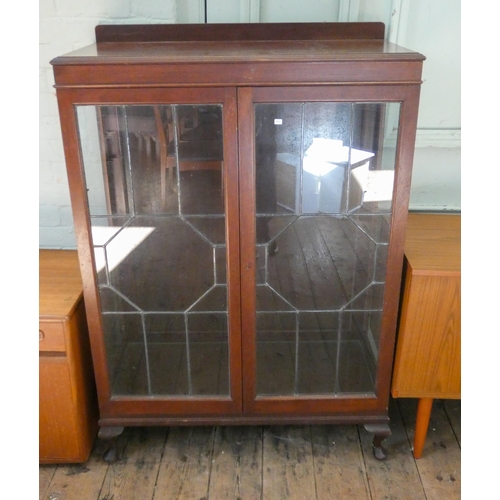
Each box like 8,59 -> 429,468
75,90 -> 241,413
239,88 -> 401,411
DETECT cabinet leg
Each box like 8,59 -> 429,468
364,423 -> 391,460
413,398 -> 433,459
98,426 -> 124,462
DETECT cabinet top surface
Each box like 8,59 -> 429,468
52,40 -> 422,65
39,250 -> 83,318
405,213 -> 461,275
51,23 -> 425,66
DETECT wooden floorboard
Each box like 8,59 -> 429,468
154,426 -> 217,499
40,398 -> 461,500
360,399 -> 428,500
310,424 -> 369,499
39,465 -> 56,499
40,439 -> 110,500
208,426 -> 263,500
398,398 -> 461,500
98,427 -> 167,500
263,425 -> 317,500
443,399 -> 461,446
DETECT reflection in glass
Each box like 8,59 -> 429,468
254,102 -> 400,397
77,104 -> 229,397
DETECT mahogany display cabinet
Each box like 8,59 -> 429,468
51,22 -> 425,460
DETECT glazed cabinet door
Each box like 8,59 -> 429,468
238,86 -> 416,415
60,87 -> 242,418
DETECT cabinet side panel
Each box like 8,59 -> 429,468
392,273 -> 461,398
39,359 -> 81,462
55,89 -> 113,412
65,301 -> 99,459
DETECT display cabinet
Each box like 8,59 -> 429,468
51,22 -> 424,460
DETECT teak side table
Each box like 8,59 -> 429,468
391,212 -> 461,458
39,250 -> 98,463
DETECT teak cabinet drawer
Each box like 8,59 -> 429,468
39,321 -> 66,352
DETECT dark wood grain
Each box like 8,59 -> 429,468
95,22 -> 386,43
51,23 -> 424,434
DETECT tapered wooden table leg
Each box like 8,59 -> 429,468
413,397 -> 433,458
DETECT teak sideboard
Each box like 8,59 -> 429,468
39,250 -> 98,463
392,212 -> 461,458
51,22 -> 425,460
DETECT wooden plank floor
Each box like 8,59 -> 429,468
39,398 -> 460,500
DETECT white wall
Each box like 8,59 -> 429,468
195,0 -> 461,212
39,0 -> 460,248
39,0 -> 177,249
398,0 -> 461,210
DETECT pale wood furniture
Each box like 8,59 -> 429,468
39,250 -> 98,463
391,212 -> 461,458
51,22 -> 424,460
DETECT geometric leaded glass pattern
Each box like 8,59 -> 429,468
254,102 -> 400,397
78,104 -> 229,397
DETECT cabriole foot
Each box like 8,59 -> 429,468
98,426 -> 124,462
364,423 -> 391,460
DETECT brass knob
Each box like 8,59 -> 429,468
39,330 -> 44,341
